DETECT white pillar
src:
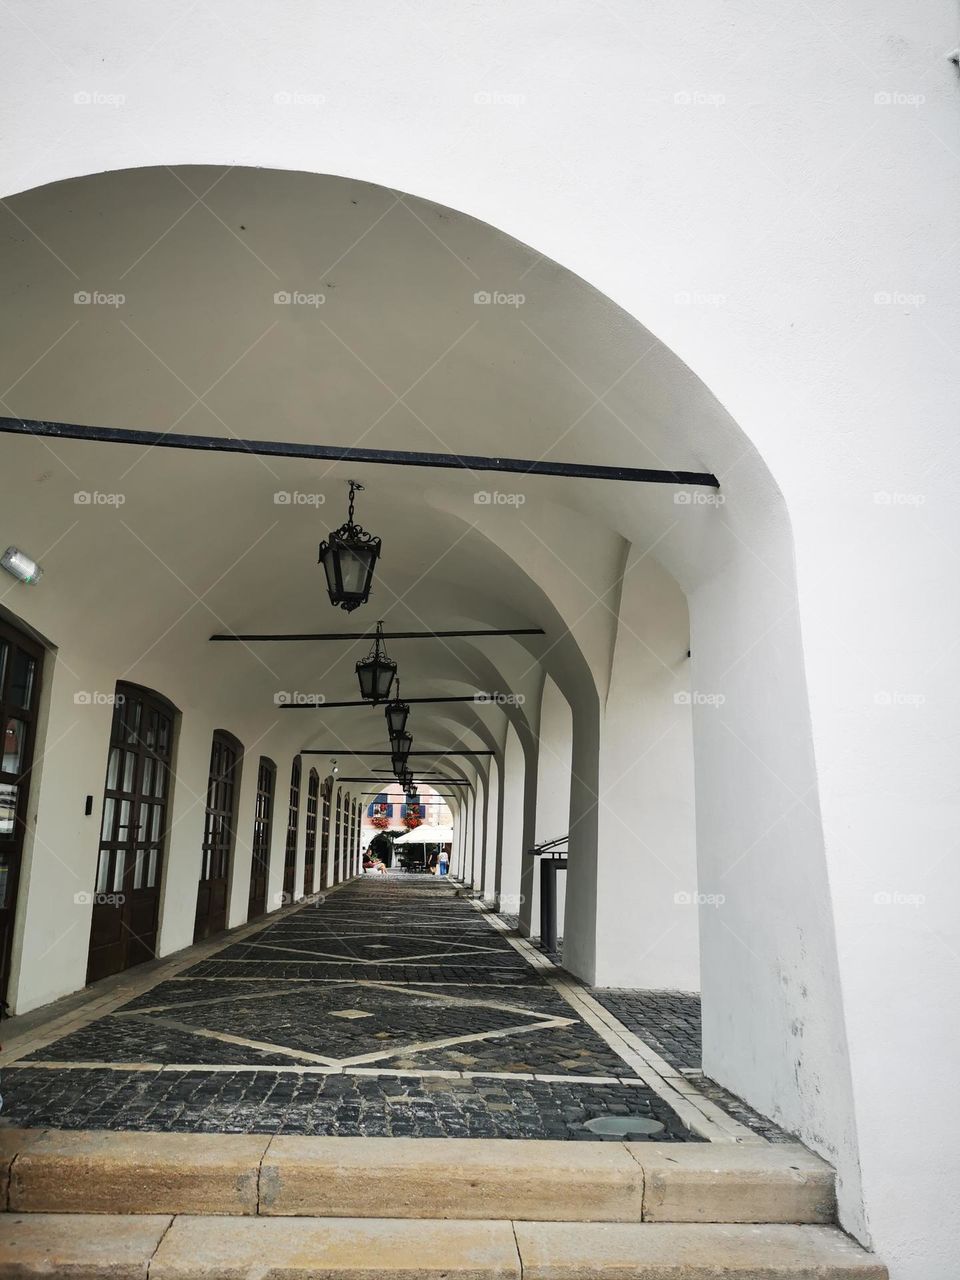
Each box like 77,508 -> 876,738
497,722 -> 535,915
520,675 -> 572,939
481,758 -> 501,904
593,555 -> 699,989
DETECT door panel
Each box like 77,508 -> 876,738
319,777 -> 331,888
87,685 -> 176,984
247,757 -> 275,919
194,731 -> 242,943
302,768 -> 319,895
0,619 -> 44,1004
282,757 -> 300,902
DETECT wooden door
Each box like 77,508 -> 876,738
194,730 -> 242,942
87,685 -> 176,983
282,756 -> 300,902
0,617 -> 44,1004
318,776 -> 331,888
302,768 -> 318,895
333,787 -> 342,883
247,757 -> 275,919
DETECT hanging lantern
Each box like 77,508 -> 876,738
390,730 -> 412,765
384,682 -> 409,738
355,621 -> 397,704
318,480 -> 381,612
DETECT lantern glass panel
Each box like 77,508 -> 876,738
338,542 -> 376,596
375,662 -> 396,702
319,544 -> 340,596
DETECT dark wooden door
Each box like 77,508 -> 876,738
302,768 -> 318,895
319,776 -> 331,889
87,685 -> 176,983
333,787 -> 342,884
247,757 -> 275,919
282,756 -> 300,902
0,617 -> 44,1005
194,730 -> 242,943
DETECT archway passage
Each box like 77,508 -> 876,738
0,164 -> 858,1242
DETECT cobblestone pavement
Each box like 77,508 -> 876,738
592,991 -> 702,1070
591,990 -> 792,1142
0,879 -> 699,1141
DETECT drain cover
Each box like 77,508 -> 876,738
581,1115 -> 665,1137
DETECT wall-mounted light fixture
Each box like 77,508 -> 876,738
1,546 -> 42,584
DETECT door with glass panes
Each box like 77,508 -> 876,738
0,617 -> 44,1005
87,684 -> 176,983
302,768 -> 319,896
194,730 -> 242,942
282,756 -> 300,902
247,757 -> 275,919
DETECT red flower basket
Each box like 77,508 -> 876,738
403,815 -> 423,830
370,816 -> 390,830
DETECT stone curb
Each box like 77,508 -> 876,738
0,1131 -> 835,1224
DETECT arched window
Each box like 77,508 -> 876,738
303,768 -> 319,895
282,756 -> 301,902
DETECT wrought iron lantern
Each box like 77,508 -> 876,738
318,480 -> 381,612
390,730 -> 412,765
384,682 -> 409,738
355,621 -> 397,704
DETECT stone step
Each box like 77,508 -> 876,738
0,1130 -> 836,1224
0,1214 -> 888,1278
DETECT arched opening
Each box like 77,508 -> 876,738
0,164 -> 856,1231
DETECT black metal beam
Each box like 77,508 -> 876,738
358,778 -> 471,788
302,749 -> 493,756
280,695 -> 507,710
211,628 -> 545,642
337,777 -> 469,784
0,417 -> 720,487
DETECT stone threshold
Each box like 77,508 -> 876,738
0,1214 -> 888,1279
0,1129 -> 835,1224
